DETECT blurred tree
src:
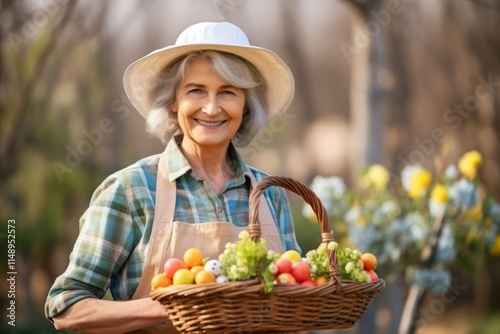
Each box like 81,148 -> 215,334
0,0 -> 113,330
337,0 -> 500,333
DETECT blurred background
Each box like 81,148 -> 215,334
1,0 -> 499,333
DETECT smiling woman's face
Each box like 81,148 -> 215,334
171,58 -> 246,152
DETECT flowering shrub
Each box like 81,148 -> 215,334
303,150 -> 500,292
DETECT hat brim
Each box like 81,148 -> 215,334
123,44 -> 295,121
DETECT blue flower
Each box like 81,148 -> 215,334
448,178 -> 480,212
436,224 -> 456,263
347,222 -> 377,252
408,268 -> 451,293
309,175 -> 346,200
405,212 -> 430,244
373,200 -> 401,225
444,164 -> 459,180
307,175 -> 350,219
487,202 -> 500,247
388,218 -> 413,248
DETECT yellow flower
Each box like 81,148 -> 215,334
458,150 -> 482,180
463,203 -> 483,221
408,169 -> 432,199
465,230 -> 479,245
430,184 -> 448,203
365,164 -> 390,190
489,236 -> 500,256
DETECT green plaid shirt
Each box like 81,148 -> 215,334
45,136 -> 300,319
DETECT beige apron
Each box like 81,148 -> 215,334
129,150 -> 284,333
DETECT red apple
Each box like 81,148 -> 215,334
366,270 -> 379,282
291,261 -> 311,282
268,262 -> 279,277
300,279 -> 317,287
276,273 -> 297,285
164,258 -> 187,278
275,258 -> 292,275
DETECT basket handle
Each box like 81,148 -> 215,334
248,176 -> 343,286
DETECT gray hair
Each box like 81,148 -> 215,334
147,50 -> 268,147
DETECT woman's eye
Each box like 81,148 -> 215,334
189,89 -> 203,94
221,90 -> 235,95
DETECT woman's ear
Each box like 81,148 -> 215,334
171,101 -> 178,112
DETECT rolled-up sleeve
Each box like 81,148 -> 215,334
45,176 -> 135,320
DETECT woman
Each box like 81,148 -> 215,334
45,21 -> 300,333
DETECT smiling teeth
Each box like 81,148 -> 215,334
197,119 -> 224,127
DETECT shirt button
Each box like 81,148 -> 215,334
217,206 -> 223,213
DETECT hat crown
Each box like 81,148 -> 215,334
175,22 -> 250,47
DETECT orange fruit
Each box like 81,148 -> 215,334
190,265 -> 205,275
195,270 -> 216,284
361,253 -> 377,271
151,273 -> 172,290
312,276 -> 328,286
172,268 -> 195,285
183,248 -> 204,268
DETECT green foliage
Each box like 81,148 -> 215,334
306,241 -> 369,282
219,231 -> 280,293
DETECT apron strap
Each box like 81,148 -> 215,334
132,148 -> 284,301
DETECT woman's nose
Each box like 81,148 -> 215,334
202,95 -> 221,115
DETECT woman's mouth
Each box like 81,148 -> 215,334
195,119 -> 226,127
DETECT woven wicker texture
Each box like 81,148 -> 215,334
151,176 -> 385,333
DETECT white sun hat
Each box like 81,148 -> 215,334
123,21 -> 295,120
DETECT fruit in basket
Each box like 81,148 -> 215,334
151,273 -> 172,289
277,273 -> 297,285
300,279 -> 317,287
164,258 -> 187,278
190,265 -> 205,275
360,252 -> 377,271
204,259 -> 223,276
366,270 -> 379,282
268,262 -> 279,276
280,250 -> 302,263
173,268 -> 195,285
183,248 -> 204,268
275,258 -> 292,275
194,270 -> 216,284
291,261 -> 311,282
312,276 -> 328,286
306,241 -> 378,283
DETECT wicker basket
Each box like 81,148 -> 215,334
151,176 -> 385,333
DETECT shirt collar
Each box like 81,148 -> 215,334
163,134 -> 252,186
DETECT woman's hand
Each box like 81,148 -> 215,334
53,297 -> 170,334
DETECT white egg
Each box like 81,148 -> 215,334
216,275 -> 229,283
204,259 -> 223,276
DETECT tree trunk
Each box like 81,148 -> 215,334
399,212 -> 447,334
